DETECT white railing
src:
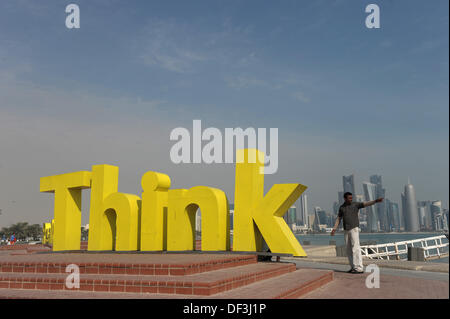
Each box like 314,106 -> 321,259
360,235 -> 449,261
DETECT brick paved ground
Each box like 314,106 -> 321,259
3,267 -> 445,299
284,255 -> 449,273
211,268 -> 333,299
301,271 -> 449,299
0,245 -> 447,299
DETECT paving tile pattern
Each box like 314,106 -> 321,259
211,269 -> 334,299
301,271 -> 449,299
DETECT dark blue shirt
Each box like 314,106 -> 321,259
338,202 -> 364,230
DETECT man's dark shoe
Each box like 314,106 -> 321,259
347,268 -> 355,273
352,269 -> 364,274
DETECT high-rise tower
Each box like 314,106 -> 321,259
370,175 -> 387,231
338,191 -> 344,206
431,201 -> 443,231
402,182 -> 420,232
343,174 -> 355,195
388,201 -> 401,231
297,194 -> 308,227
417,201 -> 433,230
363,182 -> 379,232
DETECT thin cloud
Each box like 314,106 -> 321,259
136,18 -> 256,73
292,91 -> 310,103
138,20 -> 207,73
225,75 -> 270,90
410,39 -> 443,54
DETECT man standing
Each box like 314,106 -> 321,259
10,233 -> 16,245
331,192 -> 383,274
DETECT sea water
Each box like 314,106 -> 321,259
295,232 -> 449,263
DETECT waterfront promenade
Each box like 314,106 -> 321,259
290,245 -> 449,272
285,245 -> 448,299
0,243 -> 447,299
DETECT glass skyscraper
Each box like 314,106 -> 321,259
401,192 -> 406,230
363,182 -> 379,232
315,207 -> 328,225
417,201 -> 433,230
343,174 -> 355,195
338,191 -> 344,206
388,201 -> 400,231
297,194 -> 308,227
402,182 -> 420,232
431,201 -> 443,231
284,206 -> 297,226
370,175 -> 388,231
418,206 -> 427,230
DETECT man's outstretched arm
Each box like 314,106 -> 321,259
363,198 -> 384,207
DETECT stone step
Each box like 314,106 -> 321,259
0,267 -> 332,299
0,262 -> 295,296
0,253 -> 257,276
211,268 -> 334,299
0,244 -> 49,251
0,244 -> 52,256
0,288 -> 184,299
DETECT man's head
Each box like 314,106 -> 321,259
344,192 -> 353,204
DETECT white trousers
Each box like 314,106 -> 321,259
344,227 -> 363,271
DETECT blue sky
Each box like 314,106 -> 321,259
0,0 -> 448,225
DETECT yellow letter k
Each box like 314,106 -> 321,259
233,149 -> 307,257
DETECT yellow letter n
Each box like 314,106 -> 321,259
166,187 -> 230,251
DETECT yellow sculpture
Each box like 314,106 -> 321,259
167,186 -> 229,251
50,219 -> 54,245
140,171 -> 170,251
40,171 -> 91,251
87,164 -> 140,251
233,149 -> 307,256
40,149 -> 307,256
42,222 -> 52,245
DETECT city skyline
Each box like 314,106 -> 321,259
290,172 -> 449,233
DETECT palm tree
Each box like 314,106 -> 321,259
8,222 -> 29,241
27,224 -> 42,240
81,226 -> 89,241
0,222 -> 43,241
